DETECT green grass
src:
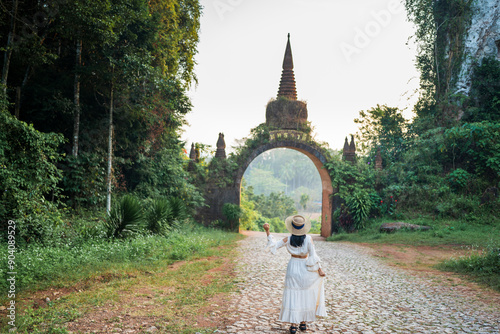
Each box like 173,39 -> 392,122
327,218 -> 500,247
1,223 -> 242,333
437,246 -> 500,292
0,223 -> 236,297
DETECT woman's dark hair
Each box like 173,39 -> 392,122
290,234 -> 306,247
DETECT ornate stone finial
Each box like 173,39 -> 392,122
349,135 -> 356,153
215,133 -> 226,159
188,143 -> 196,172
343,135 -> 356,163
277,33 -> 297,100
375,147 -> 383,170
189,143 -> 196,160
343,137 -> 349,152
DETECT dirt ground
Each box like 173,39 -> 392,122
4,236 -> 499,333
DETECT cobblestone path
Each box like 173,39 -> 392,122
219,232 -> 500,333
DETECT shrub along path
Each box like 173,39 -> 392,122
220,231 -> 500,333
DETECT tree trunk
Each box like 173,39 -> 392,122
15,86 -> 20,118
1,0 -> 19,93
72,39 -> 82,157
106,71 -> 114,214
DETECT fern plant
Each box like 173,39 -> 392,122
104,195 -> 144,238
145,197 -> 188,236
345,189 -> 372,230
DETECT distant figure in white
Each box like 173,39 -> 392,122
263,215 -> 327,333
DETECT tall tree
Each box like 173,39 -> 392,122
72,39 -> 82,156
1,0 -> 18,94
354,105 -> 407,167
0,0 -> 203,211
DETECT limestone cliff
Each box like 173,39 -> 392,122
454,0 -> 500,96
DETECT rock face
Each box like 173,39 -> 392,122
454,0 -> 500,96
380,222 -> 431,233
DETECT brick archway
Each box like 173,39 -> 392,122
234,137 -> 333,237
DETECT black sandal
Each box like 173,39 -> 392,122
289,325 -> 298,334
299,322 -> 307,331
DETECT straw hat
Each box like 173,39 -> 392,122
285,215 -> 311,236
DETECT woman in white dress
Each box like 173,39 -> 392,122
263,214 -> 327,333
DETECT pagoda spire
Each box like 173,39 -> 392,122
277,33 -> 297,100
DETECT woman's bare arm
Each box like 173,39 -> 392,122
263,223 -> 270,236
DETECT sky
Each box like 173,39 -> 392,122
182,0 -> 421,153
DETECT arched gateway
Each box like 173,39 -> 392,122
234,135 -> 334,237
198,34 -> 344,238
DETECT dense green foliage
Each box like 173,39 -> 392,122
244,148 -> 322,207
0,111 -> 65,243
323,0 -> 500,290
238,181 -> 297,232
0,0 -> 202,224
465,57 -> 500,122
222,203 -> 241,232
103,194 -> 189,238
104,195 -> 145,238
354,105 -> 407,166
237,148 -> 321,233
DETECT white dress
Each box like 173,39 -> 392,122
266,234 -> 327,324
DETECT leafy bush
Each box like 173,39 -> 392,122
168,196 -> 189,222
326,156 -> 378,232
130,144 -> 205,209
222,203 -> 241,232
442,122 -> 500,182
446,168 -> 470,192
0,111 -> 65,239
465,57 -> 500,123
345,189 -> 372,230
62,153 -> 106,209
239,194 -> 259,231
104,195 -> 145,238
145,197 -> 188,235
309,218 -> 321,234
253,216 -> 287,233
337,204 -> 355,233
252,191 -> 297,220
145,198 -> 175,235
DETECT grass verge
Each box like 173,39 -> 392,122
1,223 -> 242,333
437,246 -> 500,292
327,218 -> 499,247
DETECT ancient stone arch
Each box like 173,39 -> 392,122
196,34 -> 356,237
234,136 -> 334,237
